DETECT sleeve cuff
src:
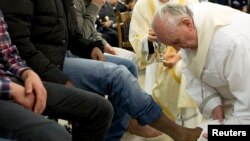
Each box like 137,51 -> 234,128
0,79 -> 11,100
201,96 -> 221,119
88,40 -> 104,53
17,67 -> 31,78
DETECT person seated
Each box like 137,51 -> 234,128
0,11 -> 113,141
0,1 -> 203,141
96,1 -> 119,47
74,0 -> 138,63
231,0 -> 248,11
109,0 -> 136,12
74,0 -> 160,138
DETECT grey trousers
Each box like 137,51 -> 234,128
0,81 -> 113,141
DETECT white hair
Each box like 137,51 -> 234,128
152,3 -> 193,32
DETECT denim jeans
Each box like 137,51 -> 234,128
104,54 -> 138,78
63,51 -> 162,141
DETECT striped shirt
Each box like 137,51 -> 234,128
0,11 -> 29,100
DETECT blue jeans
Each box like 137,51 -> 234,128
105,54 -> 138,78
63,52 -> 161,141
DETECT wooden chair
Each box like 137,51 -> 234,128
116,11 -> 133,51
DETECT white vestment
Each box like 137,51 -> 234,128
130,0 -> 202,127
181,2 -> 250,140
129,0 -> 198,93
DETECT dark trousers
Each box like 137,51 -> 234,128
100,28 -> 119,47
0,81 -> 113,141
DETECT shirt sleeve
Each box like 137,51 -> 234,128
0,78 -> 11,100
223,35 -> 250,118
74,0 -> 101,39
0,11 -> 29,78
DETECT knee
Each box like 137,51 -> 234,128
97,98 -> 114,122
127,61 -> 138,78
85,96 -> 114,124
120,58 -> 138,78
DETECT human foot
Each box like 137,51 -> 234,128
173,127 -> 202,141
127,119 -> 162,138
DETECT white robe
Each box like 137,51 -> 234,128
129,0 -> 164,93
129,0 -> 198,93
181,2 -> 250,140
129,0 -> 202,127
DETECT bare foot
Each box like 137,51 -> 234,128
173,127 -> 202,141
127,119 -> 162,138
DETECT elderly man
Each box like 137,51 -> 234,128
129,0 -> 202,137
0,0 -> 202,141
152,1 -> 250,140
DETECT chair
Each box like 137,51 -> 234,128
115,11 -> 133,51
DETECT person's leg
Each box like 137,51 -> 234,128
101,33 -> 113,46
65,52 -> 131,141
0,100 -> 71,141
105,54 -> 161,138
104,105 -> 131,141
63,57 -> 161,139
42,82 -> 113,141
103,28 -> 119,47
63,57 -> 202,141
63,57 -> 160,121
104,54 -> 138,78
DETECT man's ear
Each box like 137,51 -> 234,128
181,17 -> 193,30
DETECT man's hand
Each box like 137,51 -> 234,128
91,47 -> 105,61
104,43 -> 116,55
21,69 -> 47,114
10,82 -> 35,111
148,29 -> 157,42
212,105 -> 224,122
92,0 -> 105,7
163,52 -> 181,68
